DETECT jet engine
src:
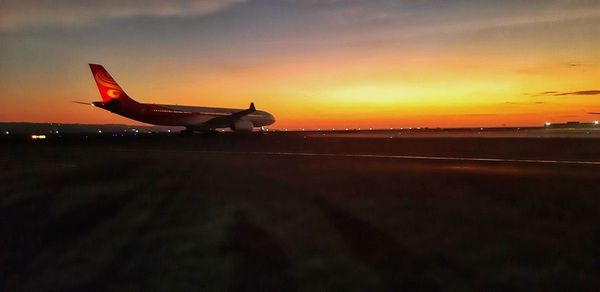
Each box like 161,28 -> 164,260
230,120 -> 254,132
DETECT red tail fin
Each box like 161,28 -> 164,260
89,64 -> 131,103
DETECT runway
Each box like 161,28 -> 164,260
2,134 -> 600,291
113,148 -> 600,166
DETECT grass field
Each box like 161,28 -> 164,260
1,135 -> 599,291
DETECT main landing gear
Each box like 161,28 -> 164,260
180,128 -> 194,136
180,128 -> 220,137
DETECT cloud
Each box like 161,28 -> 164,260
526,90 -> 600,97
282,1 -> 600,51
504,101 -> 545,105
546,90 -> 600,96
0,0 -> 245,29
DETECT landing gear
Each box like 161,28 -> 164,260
180,128 -> 193,136
201,130 -> 220,137
180,128 -> 221,137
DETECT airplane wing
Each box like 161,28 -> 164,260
200,102 -> 256,128
227,102 -> 256,120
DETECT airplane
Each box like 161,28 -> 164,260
81,64 -> 275,134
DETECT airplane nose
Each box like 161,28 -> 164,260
269,113 -> 276,124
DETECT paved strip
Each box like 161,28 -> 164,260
110,149 -> 600,166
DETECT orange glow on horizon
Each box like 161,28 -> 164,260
1,16 -> 598,129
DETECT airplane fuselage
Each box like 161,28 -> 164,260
94,100 -> 275,130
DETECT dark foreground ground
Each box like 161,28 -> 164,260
1,133 -> 600,291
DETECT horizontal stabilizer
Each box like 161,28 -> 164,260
72,101 -> 92,105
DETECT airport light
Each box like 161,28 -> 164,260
545,122 -> 552,126
4,131 -> 8,135
98,130 -> 102,134
594,121 -> 599,125
31,134 -> 46,139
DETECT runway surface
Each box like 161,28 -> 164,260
113,148 -> 600,165
1,134 -> 599,291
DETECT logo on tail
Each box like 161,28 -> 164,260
89,64 -> 129,103
95,71 -> 122,98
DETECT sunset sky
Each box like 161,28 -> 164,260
1,0 -> 598,129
